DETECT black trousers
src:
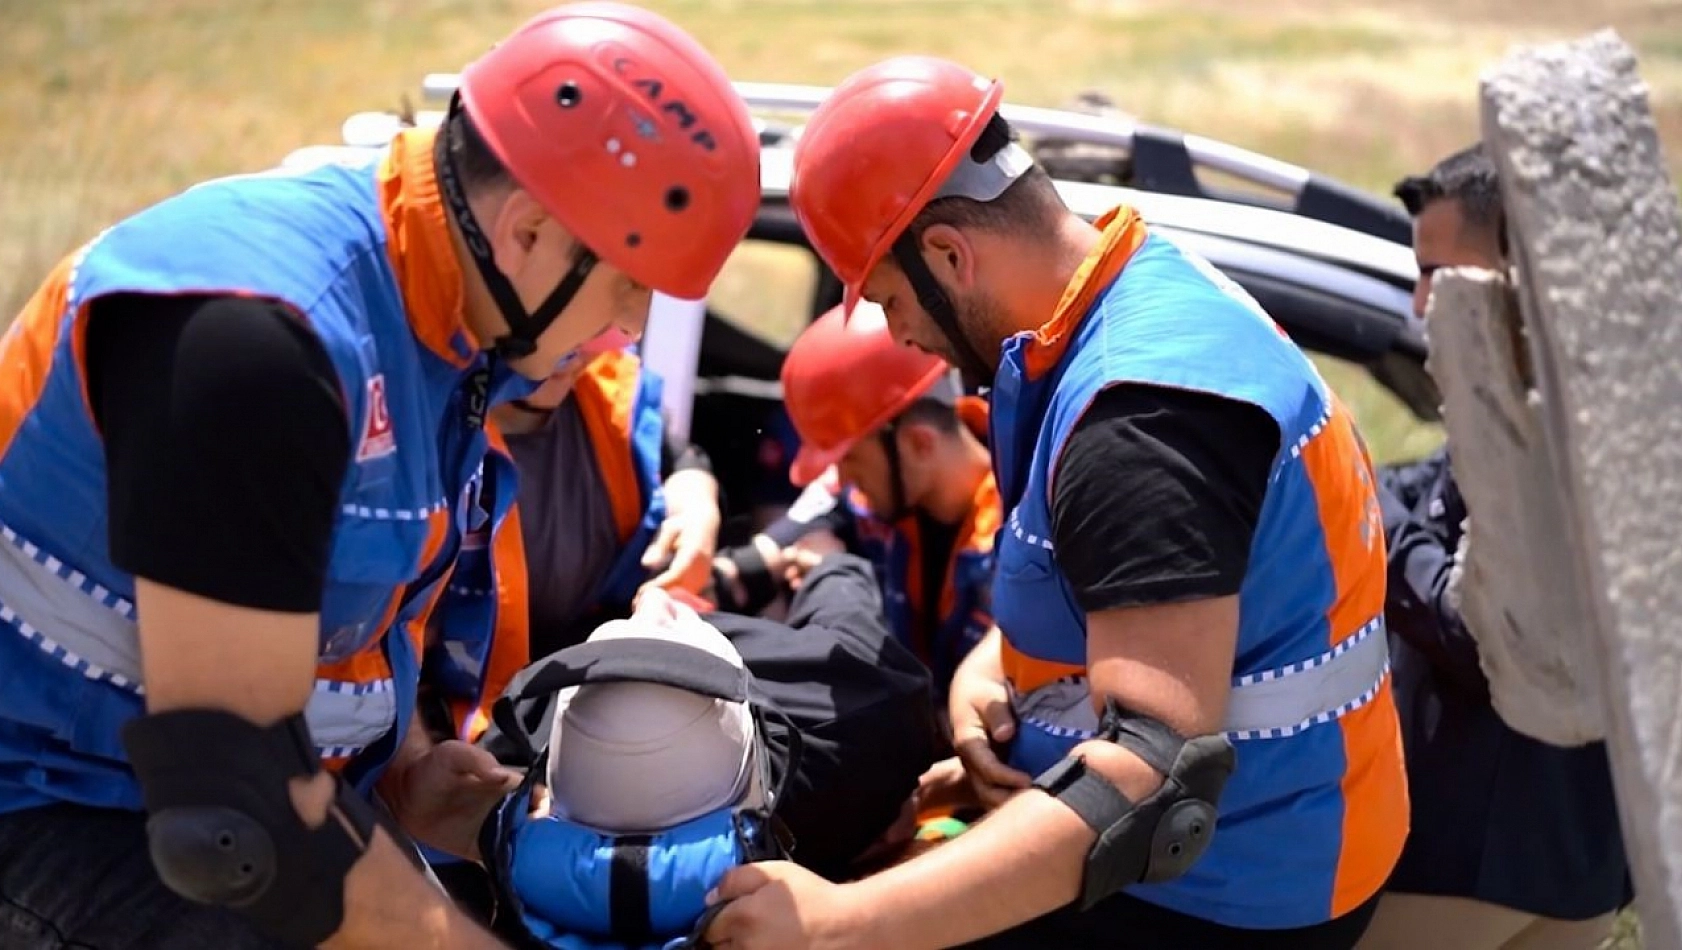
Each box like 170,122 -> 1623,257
0,803 -> 289,949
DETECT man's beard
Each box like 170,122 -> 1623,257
955,361 -> 993,391
943,301 -> 1002,390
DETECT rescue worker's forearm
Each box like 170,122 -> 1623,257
1385,526 -> 1487,696
843,785 -> 1093,949
325,830 -> 511,950
841,739 -> 1154,950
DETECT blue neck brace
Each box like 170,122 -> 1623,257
480,636 -> 801,950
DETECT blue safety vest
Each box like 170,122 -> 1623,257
843,472 -> 999,696
573,351 -> 670,612
990,208 -> 1408,929
0,129 -> 520,812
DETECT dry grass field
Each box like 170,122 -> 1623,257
6,0 -> 1682,464
1,2 -> 1673,944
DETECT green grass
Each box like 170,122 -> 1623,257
0,4 -> 1667,941
6,0 -> 1682,472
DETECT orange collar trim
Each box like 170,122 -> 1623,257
1021,206 -> 1149,380
377,127 -> 479,366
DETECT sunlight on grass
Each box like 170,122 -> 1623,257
3,0 -> 1675,476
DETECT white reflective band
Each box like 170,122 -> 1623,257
1014,616 -> 1391,743
0,525 -> 144,689
0,521 -> 399,758
306,678 -> 399,758
1222,618 -> 1389,740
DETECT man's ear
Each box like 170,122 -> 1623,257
898,420 -> 941,458
918,223 -> 978,292
487,189 -> 549,277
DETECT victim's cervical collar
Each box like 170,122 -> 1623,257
481,595 -> 799,950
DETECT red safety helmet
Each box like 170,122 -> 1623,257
790,56 -> 1008,315
782,301 -> 952,487
460,2 -> 761,301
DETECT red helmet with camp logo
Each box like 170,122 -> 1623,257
460,2 -> 761,300
782,301 -> 952,487
789,56 -> 1005,314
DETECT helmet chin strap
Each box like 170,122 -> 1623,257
890,233 -> 996,387
435,95 -> 600,362
876,422 -> 913,524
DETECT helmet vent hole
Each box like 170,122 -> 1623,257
664,186 -> 690,213
556,81 -> 583,108
626,233 -> 642,248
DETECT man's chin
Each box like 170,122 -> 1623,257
504,353 -> 555,382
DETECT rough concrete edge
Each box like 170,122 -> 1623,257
1422,267 -> 1604,745
1480,28 -> 1682,950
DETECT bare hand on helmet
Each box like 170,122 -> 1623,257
640,468 -> 722,597
948,630 -> 1032,809
384,739 -> 521,862
704,861 -> 873,950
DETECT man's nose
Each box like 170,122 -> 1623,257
1412,278 -> 1431,322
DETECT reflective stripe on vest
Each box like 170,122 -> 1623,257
0,519 -> 398,762
1014,612 -> 1389,742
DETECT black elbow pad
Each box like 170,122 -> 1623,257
122,709 -> 380,948
1031,701 -> 1236,909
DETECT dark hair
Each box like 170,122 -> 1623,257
1394,143 -> 1506,252
446,107 -> 515,193
905,116 -> 1066,247
896,397 -> 962,435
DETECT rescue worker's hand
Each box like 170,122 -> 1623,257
949,655 -> 1032,809
704,862 -> 872,950
641,469 -> 722,595
386,739 -> 521,863
915,755 -> 981,815
529,782 -> 553,820
779,528 -> 846,591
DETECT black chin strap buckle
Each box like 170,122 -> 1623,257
493,335 -> 538,360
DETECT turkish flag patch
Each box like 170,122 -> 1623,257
356,374 -> 397,462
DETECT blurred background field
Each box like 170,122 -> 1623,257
0,1 -> 1671,944
6,0 -> 1681,466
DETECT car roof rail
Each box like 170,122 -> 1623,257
418,74 -> 1411,246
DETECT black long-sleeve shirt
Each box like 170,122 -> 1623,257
1377,448 -> 1487,697
1378,447 -> 1630,920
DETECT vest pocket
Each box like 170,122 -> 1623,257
992,529 -> 1084,668
319,507 -> 434,662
